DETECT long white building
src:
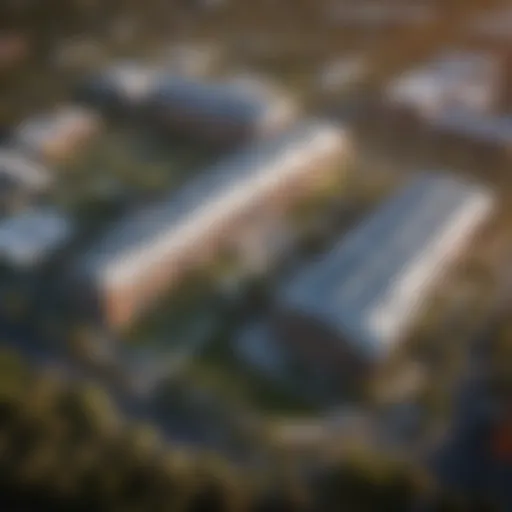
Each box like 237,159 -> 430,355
75,120 -> 351,329
275,172 -> 495,369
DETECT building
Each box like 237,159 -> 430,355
76,61 -> 165,112
317,55 -> 368,95
12,106 -> 100,163
385,50 -> 501,121
0,209 -> 74,269
0,150 -> 52,210
159,42 -> 222,77
74,120 -> 350,330
273,173 -> 495,380
325,1 -> 436,29
426,108 -> 512,167
146,74 -> 299,147
468,7 -> 512,48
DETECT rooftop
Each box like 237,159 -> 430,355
279,172 -> 495,360
0,209 -> 74,268
14,105 -> 100,154
78,119 -> 348,289
0,150 -> 52,190
151,72 -> 296,126
429,108 -> 512,146
469,7 -> 512,41
385,49 -> 500,117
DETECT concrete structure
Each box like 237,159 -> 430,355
0,150 -> 52,210
0,209 -> 74,268
12,106 -> 100,163
274,172 -> 495,375
385,50 -> 501,120
146,74 -> 298,146
75,120 -> 350,330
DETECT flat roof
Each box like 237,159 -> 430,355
279,172 -> 495,360
14,105 -> 99,152
78,119 -> 348,289
0,209 -> 73,267
386,50 -> 499,112
429,109 -> 512,146
151,73 -> 295,124
469,7 -> 512,40
0,150 -> 52,190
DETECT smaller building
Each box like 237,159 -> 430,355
77,61 -> 165,112
468,7 -> 512,46
385,50 -> 501,121
426,108 -> 512,165
326,1 -> 435,28
317,55 -> 368,94
12,105 -> 100,163
159,42 -> 222,77
146,73 -> 299,147
0,150 -> 52,210
0,209 -> 74,269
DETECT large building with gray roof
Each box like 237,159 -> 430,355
146,74 -> 298,146
274,172 -> 495,374
74,119 -> 351,330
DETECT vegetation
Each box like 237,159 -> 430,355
0,347 -> 478,511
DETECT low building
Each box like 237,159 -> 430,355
0,209 -> 74,269
273,172 -> 495,381
146,74 -> 299,147
159,42 -> 222,77
317,55 -> 368,95
385,50 -> 501,121
74,120 -> 351,330
0,150 -> 52,210
12,106 -> 100,163
326,1 -> 436,28
468,6 -> 512,47
76,61 -> 165,112
426,108 -> 512,166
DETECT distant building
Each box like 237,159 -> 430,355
76,61 -> 165,111
0,209 -> 74,269
74,120 -> 351,330
160,42 -> 222,77
0,150 -> 52,210
468,7 -> 512,47
317,55 -> 368,94
426,108 -> 512,165
12,106 -> 100,163
385,50 -> 501,120
146,74 -> 299,147
326,1 -> 436,28
273,173 -> 495,380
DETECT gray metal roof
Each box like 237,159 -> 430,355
78,119 -> 349,290
0,150 -> 52,191
151,74 -> 295,127
279,172 -> 495,360
0,208 -> 73,268
429,109 -> 512,146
